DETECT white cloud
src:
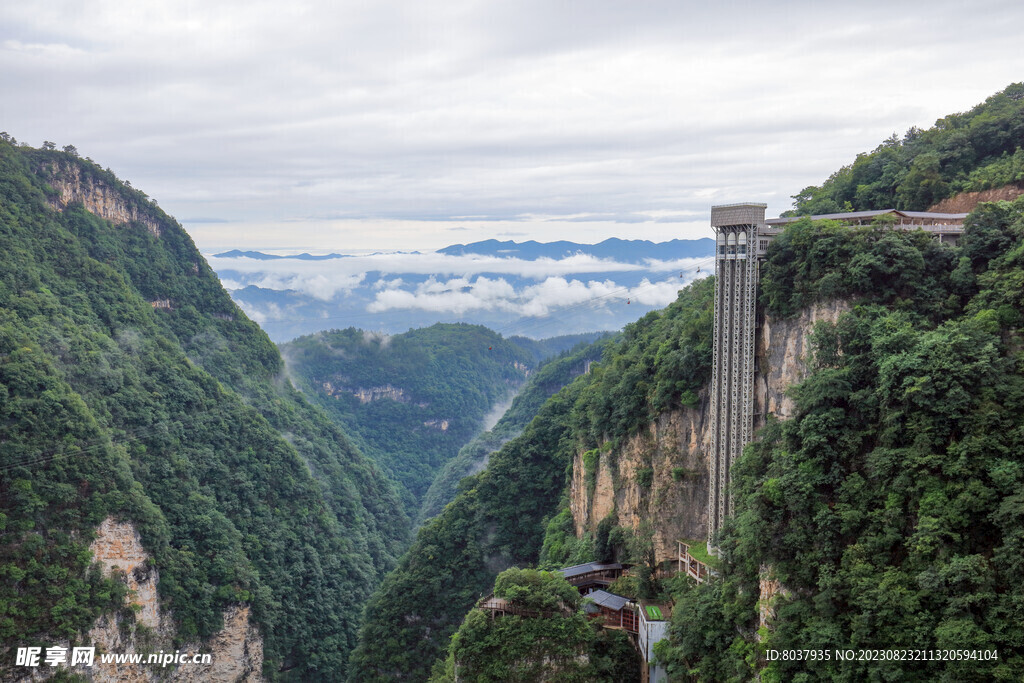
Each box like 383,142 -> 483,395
206,251 -> 647,292
234,300 -> 284,323
3,0 -> 1022,253
242,271 -> 366,301
363,272 -> 696,318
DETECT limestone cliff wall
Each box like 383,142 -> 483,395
17,518 -> 265,682
569,405 -> 709,563
569,300 -> 849,565
40,161 -> 163,237
755,300 -> 850,428
321,381 -> 412,404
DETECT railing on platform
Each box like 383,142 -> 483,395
564,569 -> 622,585
476,594 -> 572,620
677,542 -> 713,584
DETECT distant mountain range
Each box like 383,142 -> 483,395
213,237 -> 713,263
208,237 -> 716,342
213,249 -> 425,260
435,237 -> 714,261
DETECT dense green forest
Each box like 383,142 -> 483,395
0,141 -> 409,679
790,82 -> 1024,215
658,200 -> 1024,680
280,327 -> 600,516
348,281 -> 714,681
280,324 -> 535,510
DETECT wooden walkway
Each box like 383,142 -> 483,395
476,594 -> 573,620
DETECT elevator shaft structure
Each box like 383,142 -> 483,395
704,205 -> 967,546
707,203 -> 766,545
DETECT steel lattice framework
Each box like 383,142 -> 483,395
707,203 -> 766,547
704,204 -> 967,550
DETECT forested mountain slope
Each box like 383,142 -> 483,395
0,141 -> 408,680
658,203 -> 1024,681
790,82 -> 1024,215
280,324 -> 535,510
418,336 -> 609,522
348,281 -> 713,681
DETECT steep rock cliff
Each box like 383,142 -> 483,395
15,518 -> 265,682
569,406 -> 708,562
569,300 -> 849,561
753,301 -> 848,630
86,519 -> 265,683
755,300 -> 850,427
39,159 -> 163,237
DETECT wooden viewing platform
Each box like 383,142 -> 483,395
476,594 -> 573,620
677,541 -> 715,584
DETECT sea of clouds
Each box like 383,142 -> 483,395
207,249 -> 715,342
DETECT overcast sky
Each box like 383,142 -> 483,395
3,0 -> 1023,252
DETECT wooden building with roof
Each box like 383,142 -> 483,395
582,589 -> 639,632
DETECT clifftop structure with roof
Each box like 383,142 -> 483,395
706,204 -> 967,547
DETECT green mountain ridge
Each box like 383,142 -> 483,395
279,327 -> 601,517
790,82 -> 1024,215
0,141 -> 408,679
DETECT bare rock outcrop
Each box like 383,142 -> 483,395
36,517 -> 268,682
927,181 -> 1024,214
755,300 -> 850,426
321,381 -> 411,404
570,405 -> 709,563
41,161 -> 163,237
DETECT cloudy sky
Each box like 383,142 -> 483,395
3,0 -> 1023,252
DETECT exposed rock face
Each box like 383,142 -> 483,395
757,564 -> 789,633
423,419 -> 450,431
321,381 -> 411,404
927,181 -> 1024,213
41,161 -> 162,237
70,517 -> 265,682
568,300 -> 850,568
570,406 -> 709,563
755,300 -> 850,428
194,605 -> 263,683
89,518 -> 161,632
